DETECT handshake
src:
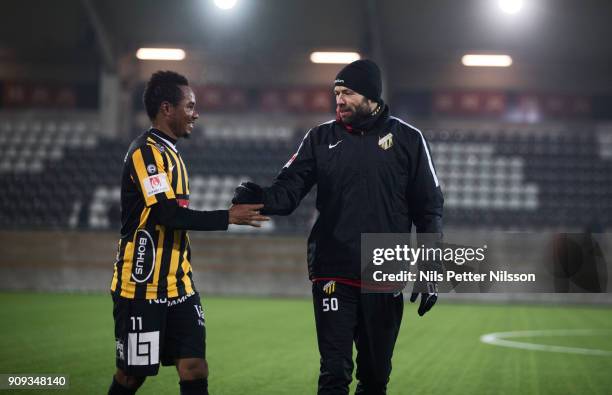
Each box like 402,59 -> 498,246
229,182 -> 268,227
232,182 -> 265,205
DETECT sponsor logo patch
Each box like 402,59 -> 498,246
143,173 -> 170,197
194,304 -> 205,326
328,140 -> 342,149
148,291 -> 195,306
146,164 -> 157,174
127,331 -> 159,366
116,339 -> 125,361
378,132 -> 393,150
131,229 -> 156,283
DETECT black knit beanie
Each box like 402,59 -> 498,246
334,59 -> 382,102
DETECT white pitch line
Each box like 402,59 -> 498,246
480,329 -> 612,356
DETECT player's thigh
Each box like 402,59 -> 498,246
163,293 -> 206,370
359,292 -> 404,350
355,292 -> 404,379
312,281 -> 359,355
112,295 -> 166,377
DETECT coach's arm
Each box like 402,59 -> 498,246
407,131 -> 444,316
233,130 -> 317,215
408,132 -> 443,236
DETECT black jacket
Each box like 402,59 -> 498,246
263,104 -> 444,280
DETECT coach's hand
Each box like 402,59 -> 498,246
232,182 -> 264,205
229,203 -> 269,227
410,281 -> 438,316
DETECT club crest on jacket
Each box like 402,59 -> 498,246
378,133 -> 393,150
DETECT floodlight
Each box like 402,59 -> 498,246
310,52 -> 361,64
498,0 -> 523,14
136,48 -> 186,61
462,54 -> 513,67
214,0 -> 237,10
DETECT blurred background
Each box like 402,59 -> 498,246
1,1 -> 612,394
1,0 -> 611,298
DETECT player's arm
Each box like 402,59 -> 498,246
408,132 -> 443,235
130,145 -> 267,230
152,200 -> 268,229
233,130 -> 317,215
407,131 -> 444,315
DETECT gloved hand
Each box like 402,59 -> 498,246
410,281 -> 438,316
232,181 -> 264,205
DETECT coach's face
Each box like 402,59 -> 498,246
170,85 -> 199,139
334,85 -> 372,125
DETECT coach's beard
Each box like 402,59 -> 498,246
338,104 -> 369,125
344,103 -> 383,131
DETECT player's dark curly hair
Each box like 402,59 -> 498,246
143,70 -> 189,120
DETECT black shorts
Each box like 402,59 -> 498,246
112,292 -> 206,376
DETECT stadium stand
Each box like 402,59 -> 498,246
0,112 -> 609,233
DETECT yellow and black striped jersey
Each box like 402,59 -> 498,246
111,128 -> 194,299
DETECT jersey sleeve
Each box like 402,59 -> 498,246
408,131 -> 444,234
263,129 -> 317,215
129,145 -> 176,207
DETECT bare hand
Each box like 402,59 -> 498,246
228,204 -> 270,227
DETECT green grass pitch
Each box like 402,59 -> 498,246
0,292 -> 611,394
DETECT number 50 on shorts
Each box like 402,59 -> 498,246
322,297 -> 338,312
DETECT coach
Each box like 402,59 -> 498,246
234,59 -> 444,395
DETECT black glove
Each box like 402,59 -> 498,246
410,281 -> 438,316
232,182 -> 264,205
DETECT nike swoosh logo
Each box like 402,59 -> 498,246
169,164 -> 175,173
328,140 -> 342,149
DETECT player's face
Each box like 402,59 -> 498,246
170,86 -> 199,139
334,86 -> 371,125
